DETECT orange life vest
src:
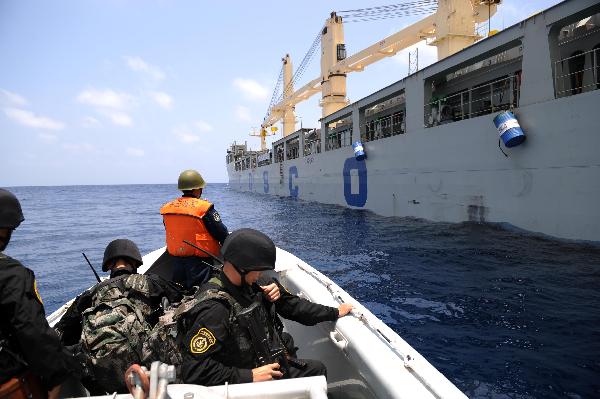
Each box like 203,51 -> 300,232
160,197 -> 221,258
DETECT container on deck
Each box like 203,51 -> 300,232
352,141 -> 366,161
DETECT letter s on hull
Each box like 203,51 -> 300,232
289,166 -> 298,198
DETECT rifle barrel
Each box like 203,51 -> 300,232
182,240 -> 224,265
82,252 -> 101,283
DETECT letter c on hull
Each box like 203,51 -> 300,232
343,157 -> 367,207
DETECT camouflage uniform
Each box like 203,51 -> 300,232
55,270 -> 182,394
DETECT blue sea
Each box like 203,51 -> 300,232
5,184 -> 600,399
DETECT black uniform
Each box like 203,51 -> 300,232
181,272 -> 339,386
202,205 -> 229,245
0,252 -> 78,390
55,269 -> 184,347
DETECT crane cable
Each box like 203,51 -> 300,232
265,64 -> 284,122
264,28 -> 323,123
264,1 -> 439,122
338,0 -> 437,23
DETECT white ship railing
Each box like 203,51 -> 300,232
423,74 -> 520,128
360,113 -> 405,143
554,47 -> 600,98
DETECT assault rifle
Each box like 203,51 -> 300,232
237,301 -> 289,377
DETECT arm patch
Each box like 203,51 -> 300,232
33,279 -> 43,305
190,328 -> 216,354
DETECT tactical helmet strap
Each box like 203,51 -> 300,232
0,230 -> 11,251
232,263 -> 250,286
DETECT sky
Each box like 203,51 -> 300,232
1,0 -> 564,186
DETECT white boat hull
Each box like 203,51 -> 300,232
48,246 -> 466,398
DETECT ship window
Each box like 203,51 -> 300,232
595,44 -> 600,89
552,9 -> 600,98
303,129 -> 321,156
257,151 -> 271,167
273,143 -> 285,163
424,43 -> 523,127
361,91 -> 405,143
325,116 -> 352,151
337,44 -> 347,61
286,136 -> 300,160
569,51 -> 586,95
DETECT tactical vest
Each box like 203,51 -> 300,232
199,278 -> 282,370
160,198 -> 221,258
0,253 -> 27,382
142,278 -> 278,381
80,274 -> 155,394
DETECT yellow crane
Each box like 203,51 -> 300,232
250,126 -> 278,151
261,0 -> 501,137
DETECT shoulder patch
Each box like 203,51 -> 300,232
33,279 -> 43,305
190,328 -> 216,354
212,211 -> 221,222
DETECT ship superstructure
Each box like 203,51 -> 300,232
226,0 -> 600,242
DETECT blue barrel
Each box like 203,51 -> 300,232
352,141 -> 366,161
493,111 -> 526,148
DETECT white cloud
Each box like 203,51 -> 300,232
195,120 -> 213,132
38,132 -> 58,142
124,56 -> 165,81
98,110 -> 133,127
149,91 -> 173,109
4,108 -> 65,130
82,116 -> 100,128
0,89 -> 27,106
62,142 -> 94,152
234,105 -> 252,122
77,88 -> 133,110
172,125 -> 200,144
232,78 -> 269,101
126,147 -> 145,157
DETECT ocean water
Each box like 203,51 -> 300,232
5,184 -> 600,399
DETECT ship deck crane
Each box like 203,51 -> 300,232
261,0 -> 501,137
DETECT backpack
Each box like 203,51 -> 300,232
141,283 -> 239,382
80,274 -> 154,393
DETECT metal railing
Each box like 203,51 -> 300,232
304,139 -> 321,156
286,146 -> 300,160
274,144 -> 285,163
326,127 -> 352,151
361,112 -> 405,143
424,74 -> 520,127
554,47 -> 600,98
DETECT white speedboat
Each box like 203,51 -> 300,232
48,247 -> 467,399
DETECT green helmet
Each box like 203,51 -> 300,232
177,169 -> 205,191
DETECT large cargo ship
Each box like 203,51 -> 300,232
226,0 -> 600,243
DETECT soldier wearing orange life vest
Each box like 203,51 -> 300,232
158,170 -> 228,289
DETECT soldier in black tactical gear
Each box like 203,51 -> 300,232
0,188 -> 79,399
180,228 -> 354,386
55,239 -> 183,395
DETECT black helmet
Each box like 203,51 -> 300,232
102,239 -> 143,272
0,189 -> 24,229
221,228 -> 276,272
